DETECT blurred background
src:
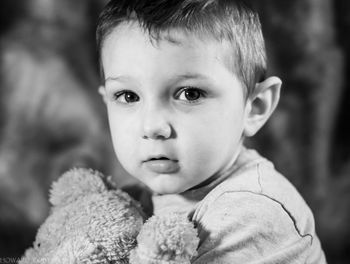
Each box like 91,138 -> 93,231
0,0 -> 348,263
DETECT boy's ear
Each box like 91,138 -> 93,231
243,76 -> 282,137
98,86 -> 108,104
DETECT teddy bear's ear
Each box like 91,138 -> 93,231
49,168 -> 114,207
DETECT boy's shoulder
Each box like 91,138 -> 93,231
200,147 -> 311,211
193,147 -> 316,240
189,148 -> 326,263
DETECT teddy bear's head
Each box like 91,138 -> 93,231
19,168 -> 145,264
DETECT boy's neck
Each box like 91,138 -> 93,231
183,143 -> 244,194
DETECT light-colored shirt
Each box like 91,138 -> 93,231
152,147 -> 327,263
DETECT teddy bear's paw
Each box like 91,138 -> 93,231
88,236 -> 136,264
48,236 -> 98,264
129,213 -> 199,264
49,168 -> 112,207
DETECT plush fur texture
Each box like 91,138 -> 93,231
129,213 -> 199,264
19,168 -> 199,264
19,168 -> 144,264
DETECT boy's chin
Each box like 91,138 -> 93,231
147,181 -> 188,195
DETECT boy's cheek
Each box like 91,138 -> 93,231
108,113 -> 137,135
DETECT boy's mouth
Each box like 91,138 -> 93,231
143,156 -> 179,174
149,157 -> 170,161
145,154 -> 177,162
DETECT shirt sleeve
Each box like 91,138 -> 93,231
192,191 -> 315,264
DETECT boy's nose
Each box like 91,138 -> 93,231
141,106 -> 172,140
142,123 -> 172,140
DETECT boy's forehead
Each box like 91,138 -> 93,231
102,22 -> 244,96
105,22 -> 228,51
103,22 -> 234,69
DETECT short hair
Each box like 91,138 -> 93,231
96,0 -> 267,96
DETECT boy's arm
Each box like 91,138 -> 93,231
192,191 -> 326,264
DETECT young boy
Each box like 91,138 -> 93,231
97,0 -> 327,263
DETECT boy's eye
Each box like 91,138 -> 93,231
114,91 -> 139,103
176,87 -> 206,102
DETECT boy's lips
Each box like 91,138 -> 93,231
142,156 -> 180,174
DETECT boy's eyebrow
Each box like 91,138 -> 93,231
171,73 -> 210,82
105,73 -> 210,83
105,75 -> 134,83
105,75 -> 143,87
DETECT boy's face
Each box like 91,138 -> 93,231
101,22 -> 248,194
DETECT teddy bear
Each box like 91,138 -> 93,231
129,212 -> 199,264
19,168 -> 199,264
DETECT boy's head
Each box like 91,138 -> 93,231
97,0 -> 281,194
97,0 -> 266,97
